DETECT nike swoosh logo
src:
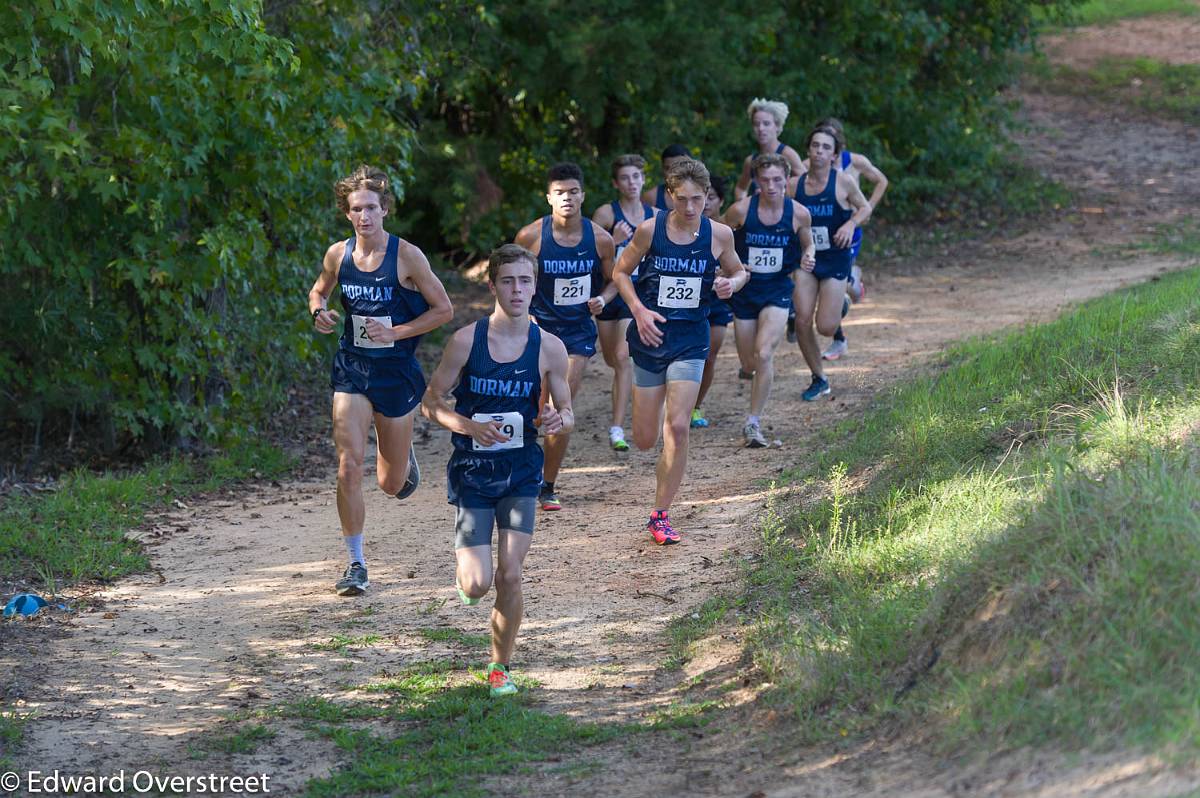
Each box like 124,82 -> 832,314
374,274 -> 386,281
514,369 -> 527,374
690,249 -> 702,255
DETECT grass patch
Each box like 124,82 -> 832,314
0,439 -> 294,589
309,633 -> 383,653
1069,0 -> 1198,25
1026,55 -> 1200,124
287,661 -> 625,798
417,627 -> 492,649
746,266 -> 1200,752
195,723 -> 277,756
663,597 -> 731,671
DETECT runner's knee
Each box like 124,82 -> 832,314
663,413 -> 690,444
377,460 -> 410,496
337,452 -> 364,485
632,426 -> 658,450
494,564 -> 522,595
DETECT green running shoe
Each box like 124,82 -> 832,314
488,663 -> 518,697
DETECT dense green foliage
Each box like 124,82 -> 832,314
0,0 -> 426,452
745,262 -> 1200,749
2,0 -> 1076,452
398,0 -> 1077,253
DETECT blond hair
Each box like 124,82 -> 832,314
746,98 -> 789,131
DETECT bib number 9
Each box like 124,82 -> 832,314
657,276 -> 701,308
748,246 -> 783,274
351,314 -> 394,349
471,411 -> 524,452
553,275 -> 590,305
811,226 -> 831,251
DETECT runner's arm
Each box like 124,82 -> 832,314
513,220 -> 541,255
613,220 -> 654,312
591,225 -> 618,312
850,152 -> 889,219
721,197 -> 749,231
373,243 -> 453,343
592,203 -> 615,230
309,242 -> 343,334
832,173 -> 873,248
537,333 -> 574,436
793,203 -> 816,270
421,326 -> 510,446
782,146 -> 805,183
712,222 -> 749,295
733,155 -> 753,200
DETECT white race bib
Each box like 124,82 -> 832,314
553,275 -> 590,305
351,314 -> 394,349
471,411 -> 524,452
657,276 -> 701,308
748,247 -> 783,274
811,226 -> 831,251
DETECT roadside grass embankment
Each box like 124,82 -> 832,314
740,259 -> 1200,754
1025,55 -> 1200,125
0,440 -> 294,591
1068,0 -> 1198,25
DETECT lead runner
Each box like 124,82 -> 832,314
614,159 -> 748,544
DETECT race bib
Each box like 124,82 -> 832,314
351,314 -> 394,349
471,411 -> 524,452
748,247 -> 783,274
811,226 -> 831,251
657,276 -> 701,308
553,275 -> 589,305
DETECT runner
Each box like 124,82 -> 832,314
642,144 -> 692,211
592,154 -> 657,451
514,162 -> 615,510
614,159 -> 748,544
733,98 -> 805,201
308,165 -> 453,596
789,125 -> 872,401
691,174 -> 733,429
421,243 -> 573,697
809,117 -> 889,360
723,153 -> 815,447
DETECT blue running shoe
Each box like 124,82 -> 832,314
802,375 -> 831,401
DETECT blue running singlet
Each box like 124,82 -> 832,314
626,213 -> 719,371
330,234 -> 429,417
653,183 -> 670,211
598,201 -> 655,322
795,170 -> 853,281
747,142 -> 787,197
838,149 -> 864,256
447,318 -> 544,506
530,216 -> 599,356
730,196 -> 797,320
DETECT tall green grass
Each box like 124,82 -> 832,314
749,266 -> 1200,751
1070,0 -> 1198,25
0,440 -> 293,588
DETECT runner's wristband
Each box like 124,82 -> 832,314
312,308 -> 325,321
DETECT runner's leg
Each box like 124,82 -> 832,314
750,305 -> 789,417
491,528 -> 534,665
541,354 -> 589,486
332,392 -> 374,537
792,273 -> 824,378
598,318 -> 633,430
695,324 -> 726,419
656,378 -> 703,510
632,382 -> 668,450
372,409 -> 416,495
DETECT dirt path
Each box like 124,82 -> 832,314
5,19 -> 1200,798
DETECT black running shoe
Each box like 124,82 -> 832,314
335,562 -> 369,596
394,444 -> 420,500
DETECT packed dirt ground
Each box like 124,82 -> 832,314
3,14 -> 1199,798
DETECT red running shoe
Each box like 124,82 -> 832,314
647,510 -> 681,545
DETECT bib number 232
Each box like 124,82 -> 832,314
657,276 -> 701,308
471,411 -> 524,452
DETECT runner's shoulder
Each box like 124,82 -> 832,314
514,218 -> 543,248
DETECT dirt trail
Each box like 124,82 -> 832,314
5,19 -> 1200,798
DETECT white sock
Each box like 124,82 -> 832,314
609,426 -> 624,439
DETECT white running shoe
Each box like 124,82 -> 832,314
822,339 -> 849,361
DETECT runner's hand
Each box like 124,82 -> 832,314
470,419 -> 510,447
538,405 -> 563,435
633,306 -> 666,348
614,220 -> 635,242
713,276 -> 734,300
314,308 -> 341,334
588,296 -> 606,316
364,317 -> 396,343
833,221 -> 857,249
801,250 -> 816,271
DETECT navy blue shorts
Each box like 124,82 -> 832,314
627,318 -> 710,374
596,295 -> 632,322
330,349 -> 424,418
730,277 -> 794,320
534,316 -> 597,357
446,447 -> 544,507
707,298 -> 733,327
812,253 -> 852,282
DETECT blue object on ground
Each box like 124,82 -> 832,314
3,593 -> 49,617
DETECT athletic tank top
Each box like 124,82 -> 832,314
735,196 -> 799,278
610,201 -> 655,275
795,169 -> 853,272
337,235 -> 430,359
837,150 -> 864,247
451,318 -> 542,455
747,142 -> 787,197
654,184 -> 670,211
531,216 -> 598,326
636,213 -> 719,324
